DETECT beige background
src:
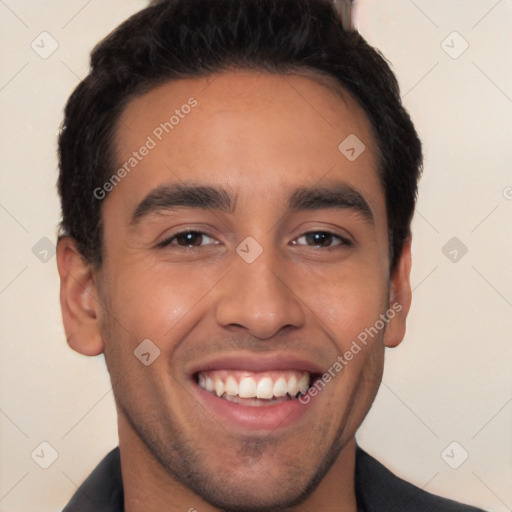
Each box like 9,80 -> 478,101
0,1 -> 510,510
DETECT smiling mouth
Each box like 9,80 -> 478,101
195,370 -> 315,406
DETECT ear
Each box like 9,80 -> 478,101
383,237 -> 412,348
56,237 -> 104,356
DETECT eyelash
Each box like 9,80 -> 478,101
156,229 -> 352,249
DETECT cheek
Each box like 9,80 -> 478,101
103,261 -> 221,344
301,263 -> 389,347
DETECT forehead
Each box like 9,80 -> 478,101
109,71 -> 383,219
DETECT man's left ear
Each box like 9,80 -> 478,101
383,237 -> 412,348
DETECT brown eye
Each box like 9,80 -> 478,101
158,231 -> 218,248
175,231 -> 205,246
293,231 -> 351,248
305,232 -> 334,247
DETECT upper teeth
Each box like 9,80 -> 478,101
198,370 -> 310,399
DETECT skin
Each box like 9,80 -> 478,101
57,71 -> 412,512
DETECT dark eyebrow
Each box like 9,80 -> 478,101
289,184 -> 374,224
131,182 -> 374,227
131,184 -> 235,224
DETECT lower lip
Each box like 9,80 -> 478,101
192,381 -> 314,432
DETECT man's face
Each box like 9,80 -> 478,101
92,72 -> 407,509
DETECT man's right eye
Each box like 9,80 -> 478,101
157,230 -> 219,248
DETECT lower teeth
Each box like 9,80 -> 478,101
221,394 -> 292,406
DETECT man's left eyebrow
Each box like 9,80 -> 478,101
288,184 -> 375,225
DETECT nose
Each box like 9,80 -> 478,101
214,252 -> 306,340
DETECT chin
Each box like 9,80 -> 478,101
161,441 -> 340,512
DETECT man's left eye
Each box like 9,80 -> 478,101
292,231 -> 351,248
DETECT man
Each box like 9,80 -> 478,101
56,0 -> 485,510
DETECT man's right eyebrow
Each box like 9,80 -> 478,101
130,184 -> 235,225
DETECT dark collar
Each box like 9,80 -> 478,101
62,447 -> 124,512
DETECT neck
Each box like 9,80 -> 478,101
120,417 -> 358,512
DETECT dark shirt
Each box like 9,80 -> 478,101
62,446 -> 486,511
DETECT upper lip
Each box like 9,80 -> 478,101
190,353 -> 324,376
